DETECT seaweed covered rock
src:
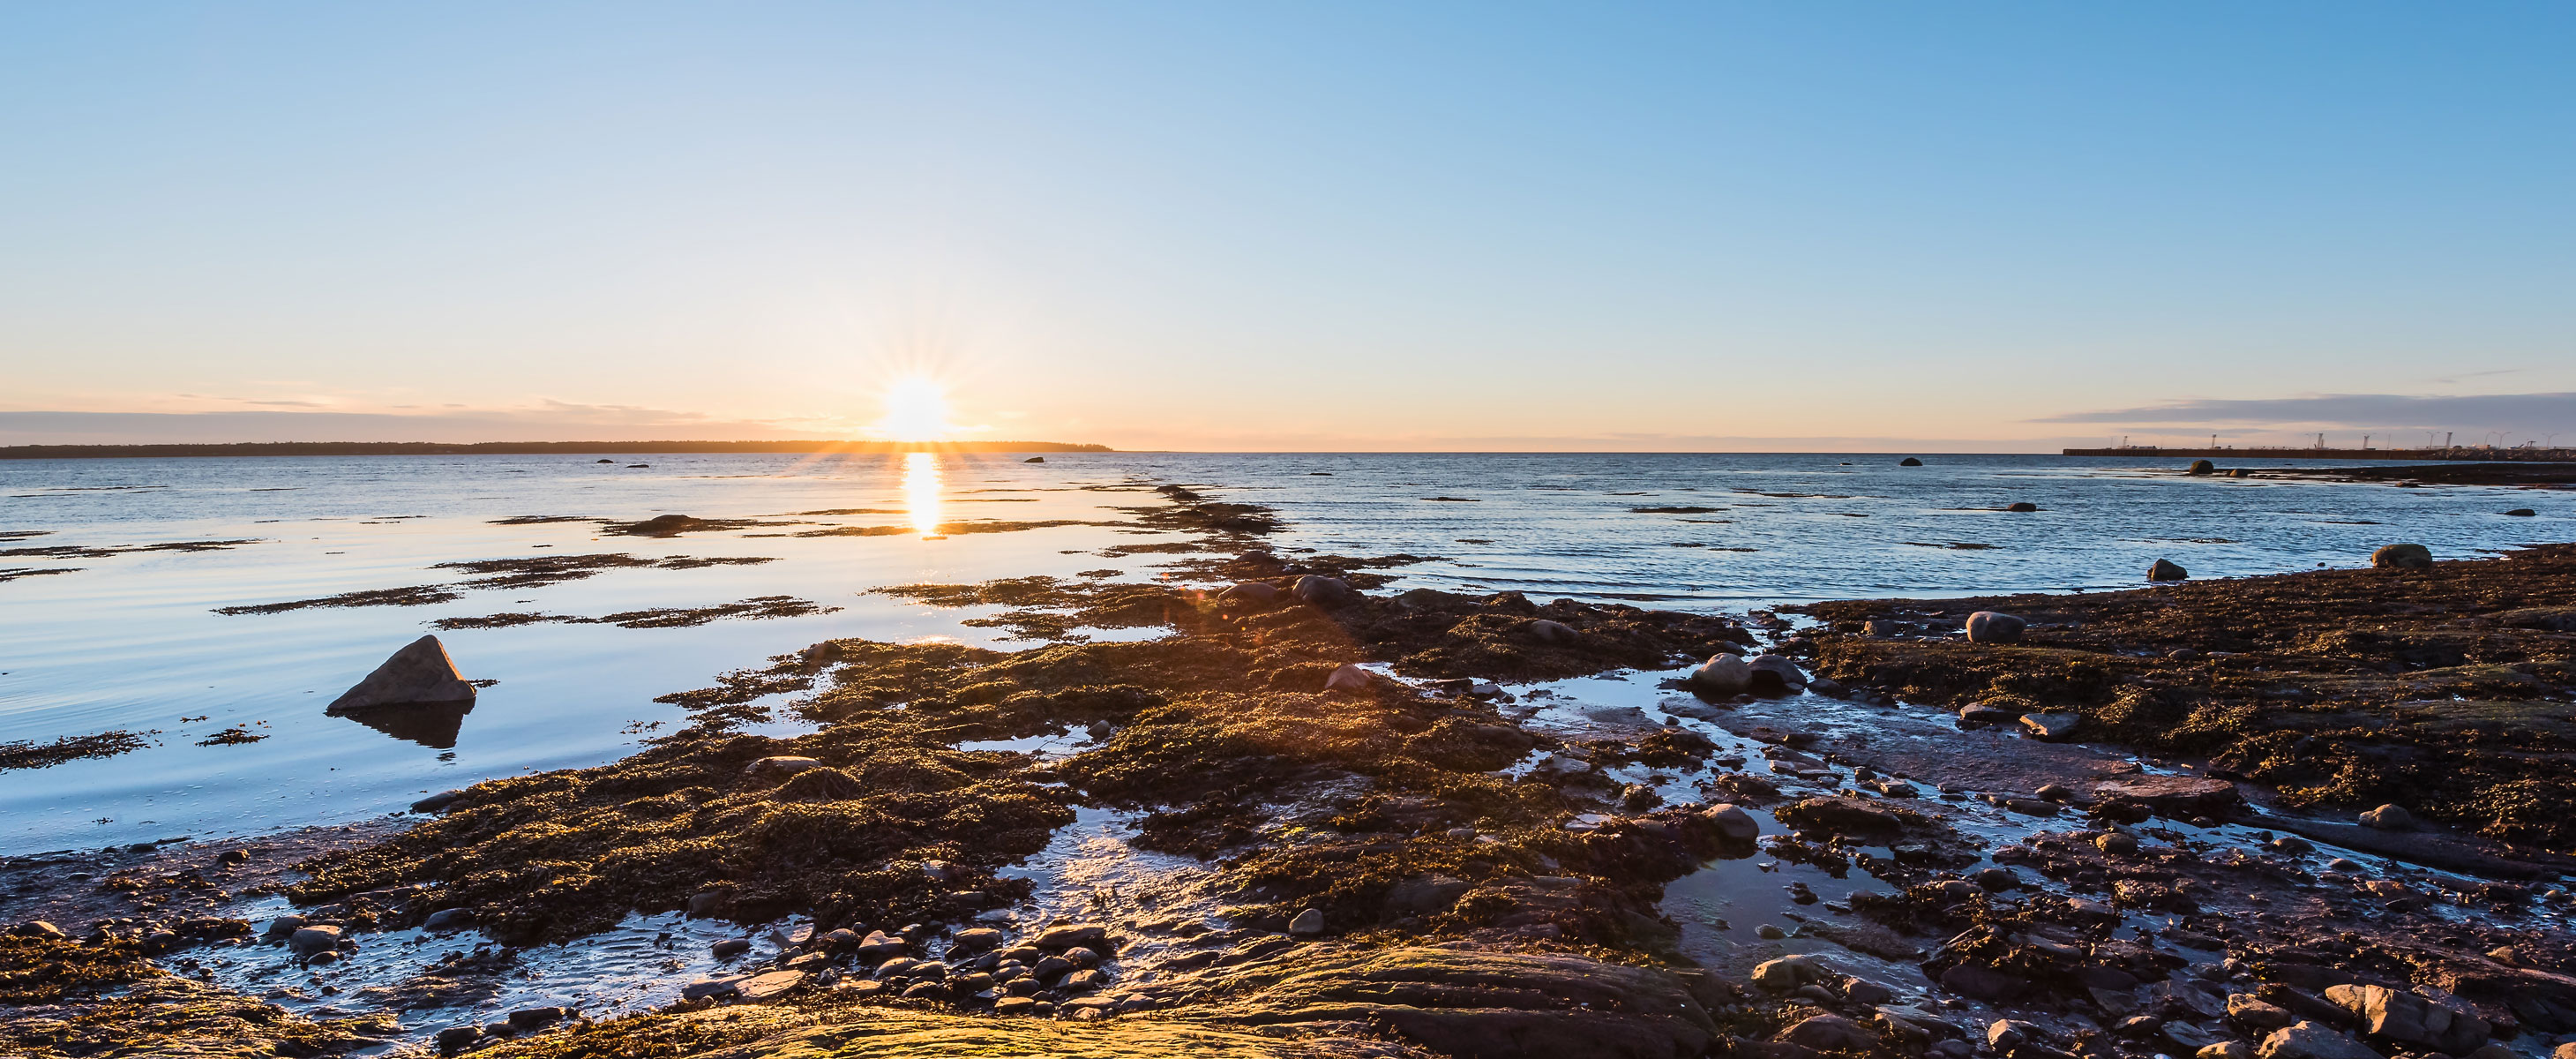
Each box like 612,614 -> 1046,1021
288,730 -> 1074,942
1215,582 -> 1280,609
1202,944 -> 1719,1059
1966,611 -> 2026,644
464,1005 -> 1435,1059
1292,575 -> 1355,607
2371,544 -> 2433,570
770,766 -> 867,800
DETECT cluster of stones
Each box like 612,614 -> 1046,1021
674,920 -> 1133,1020
1742,935 -> 2554,1059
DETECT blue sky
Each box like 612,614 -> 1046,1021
4,2 -> 2572,449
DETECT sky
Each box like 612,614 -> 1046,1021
4,2 -> 2573,452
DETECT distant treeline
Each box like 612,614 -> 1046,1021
0,440 -> 1114,460
2063,446 -> 2576,463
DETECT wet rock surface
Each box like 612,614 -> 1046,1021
1794,542 -> 2576,851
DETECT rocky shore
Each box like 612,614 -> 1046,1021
4,486 -> 2572,1059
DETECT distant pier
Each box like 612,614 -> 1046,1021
2063,446 -> 2576,463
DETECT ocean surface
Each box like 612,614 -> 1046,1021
2,451 -> 2565,856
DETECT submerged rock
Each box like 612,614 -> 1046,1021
1965,611 -> 2026,644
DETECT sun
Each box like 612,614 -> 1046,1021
876,378 -> 953,442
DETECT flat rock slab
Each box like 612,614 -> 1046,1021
2258,816 -> 2573,879
2090,775 -> 2240,815
736,970 -> 806,1002
1202,944 -> 1717,1059
1711,697 -> 2132,798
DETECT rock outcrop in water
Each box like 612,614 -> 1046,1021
327,635 -> 476,714
324,635 -> 478,747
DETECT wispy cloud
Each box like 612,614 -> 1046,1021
2422,367 -> 2524,387
2034,393 -> 2576,431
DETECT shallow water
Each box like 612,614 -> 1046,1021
2,451 -> 2564,856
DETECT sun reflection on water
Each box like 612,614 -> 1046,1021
903,451 -> 945,538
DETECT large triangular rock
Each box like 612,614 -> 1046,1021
328,635 -> 476,714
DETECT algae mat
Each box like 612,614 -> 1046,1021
533,1009 -> 1415,1059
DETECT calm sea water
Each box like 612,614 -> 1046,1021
1,452 -> 2565,854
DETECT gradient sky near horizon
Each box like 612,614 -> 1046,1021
4,3 -> 2574,451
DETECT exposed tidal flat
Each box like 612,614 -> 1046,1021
2,453 -> 2572,1059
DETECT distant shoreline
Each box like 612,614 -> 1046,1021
0,440 -> 1113,460
2064,445 -> 2576,463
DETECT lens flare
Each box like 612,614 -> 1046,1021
903,451 -> 944,538
879,378 -> 953,442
